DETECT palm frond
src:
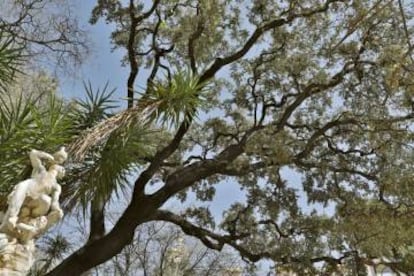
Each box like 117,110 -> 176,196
62,72 -> 208,208
42,234 -> 71,261
31,94 -> 75,147
0,93 -> 35,193
62,82 -> 157,208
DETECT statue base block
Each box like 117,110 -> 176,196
0,239 -> 34,275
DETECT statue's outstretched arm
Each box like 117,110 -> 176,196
29,149 -> 54,177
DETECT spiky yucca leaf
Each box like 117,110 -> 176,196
139,70 -> 209,127
61,82 -> 154,208
31,234 -> 72,275
0,33 -> 24,93
62,72 -> 208,208
69,81 -> 118,131
64,122 -> 156,208
31,94 -> 75,147
0,92 -> 73,194
68,102 -> 157,161
69,71 -> 208,161
0,93 -> 35,194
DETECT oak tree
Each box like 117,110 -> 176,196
2,0 -> 414,275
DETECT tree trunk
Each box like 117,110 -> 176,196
88,197 -> 106,242
46,196 -> 155,276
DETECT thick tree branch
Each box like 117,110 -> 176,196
154,210 -> 353,266
127,0 -> 161,108
47,195 -> 157,275
152,132 -> 254,203
188,4 -> 204,74
296,117 -> 360,159
154,210 -> 236,250
199,0 -> 345,83
49,54 -> 350,276
132,119 -> 191,198
126,2 -> 140,108
136,0 -> 349,201
88,196 -> 107,242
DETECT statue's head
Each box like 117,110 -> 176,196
49,164 -> 65,179
53,147 -> 68,164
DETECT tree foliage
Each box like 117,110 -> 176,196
31,214 -> 249,275
0,0 -> 88,70
0,33 -> 24,92
1,0 -> 414,275
95,223 -> 247,276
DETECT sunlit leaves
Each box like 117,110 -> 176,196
82,0 -> 414,273
2,0 -> 412,273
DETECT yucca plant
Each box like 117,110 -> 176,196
0,92 -> 74,194
139,70 -> 209,127
66,123 -> 156,208
62,71 -> 207,210
30,234 -> 72,276
0,32 -> 24,93
0,67 -> 207,210
69,70 -> 209,162
0,30 -> 74,194
69,81 -> 118,131
63,83 -> 154,209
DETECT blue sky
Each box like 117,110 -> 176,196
60,0 -> 127,101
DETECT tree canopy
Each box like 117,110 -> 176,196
1,0 -> 414,275
0,0 -> 88,70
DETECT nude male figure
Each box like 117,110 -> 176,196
0,148 -> 67,234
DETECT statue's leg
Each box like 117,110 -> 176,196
2,181 -> 30,229
19,206 -> 31,218
45,208 -> 63,229
29,195 -> 51,217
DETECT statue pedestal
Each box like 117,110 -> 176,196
0,237 -> 34,275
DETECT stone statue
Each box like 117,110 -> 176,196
0,147 -> 67,275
